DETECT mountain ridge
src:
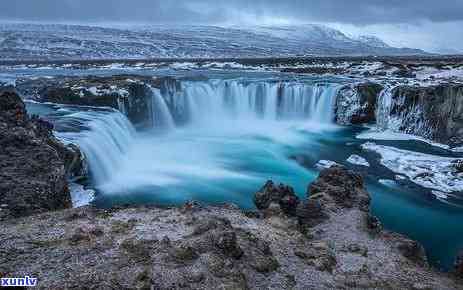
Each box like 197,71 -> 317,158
0,23 -> 427,61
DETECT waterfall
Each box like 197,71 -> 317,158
56,109 -> 136,185
151,87 -> 175,130
52,78 -> 339,196
376,86 -> 395,129
375,86 -> 430,137
160,79 -> 339,126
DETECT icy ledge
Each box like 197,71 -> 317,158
357,128 -> 452,150
361,142 -> 463,193
347,155 -> 370,167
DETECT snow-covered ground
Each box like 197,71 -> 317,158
361,142 -> 463,193
0,23 -> 424,61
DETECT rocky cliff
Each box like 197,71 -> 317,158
377,84 -> 463,146
0,90 -> 83,221
335,82 -> 463,147
336,82 -> 384,125
16,75 -> 160,128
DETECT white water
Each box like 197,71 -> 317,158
375,86 -> 431,138
55,79 -> 341,205
151,87 -> 175,130
162,80 -> 339,126
56,109 -> 136,184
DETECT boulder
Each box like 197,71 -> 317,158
308,166 -> 370,210
0,91 -> 74,220
253,180 -> 300,216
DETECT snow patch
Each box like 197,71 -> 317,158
315,160 -> 340,170
361,142 -> 463,193
347,155 -> 370,167
70,183 -> 95,208
357,128 -> 451,150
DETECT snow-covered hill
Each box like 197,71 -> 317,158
0,23 -> 426,61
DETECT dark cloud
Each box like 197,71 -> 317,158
1,0 -> 463,25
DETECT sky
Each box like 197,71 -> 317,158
1,0 -> 462,53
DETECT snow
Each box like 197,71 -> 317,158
361,142 -> 463,193
415,66 -> 463,81
347,155 -> 370,167
83,86 -> 129,98
69,183 -> 95,208
357,128 -> 451,150
315,160 -> 340,169
431,191 -> 449,200
379,179 -> 397,187
0,23 -> 422,61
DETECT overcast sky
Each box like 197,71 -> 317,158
1,0 -> 462,53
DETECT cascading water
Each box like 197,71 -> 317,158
56,79 -> 341,201
161,79 -> 339,126
150,87 -> 175,130
375,86 -> 430,137
376,86 -> 396,129
56,109 -> 136,185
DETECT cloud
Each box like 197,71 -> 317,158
2,0 -> 463,25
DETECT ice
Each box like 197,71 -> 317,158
357,128 -> 451,150
69,183 -> 95,208
361,142 -> 463,193
347,155 -> 370,167
315,160 -> 339,169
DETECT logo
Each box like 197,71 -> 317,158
1,276 -> 38,287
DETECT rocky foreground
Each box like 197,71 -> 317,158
1,165 -> 462,289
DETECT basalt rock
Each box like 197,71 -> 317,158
0,91 -> 76,220
16,75 -> 159,128
381,84 -> 463,146
308,166 -> 371,210
295,199 -> 328,228
336,82 -> 384,125
253,180 -> 300,216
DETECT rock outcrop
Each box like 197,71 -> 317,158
16,75 -> 160,128
253,180 -> 300,216
0,91 -> 81,220
377,84 -> 463,146
336,82 -> 383,125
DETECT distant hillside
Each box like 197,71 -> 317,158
0,23 -> 427,61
